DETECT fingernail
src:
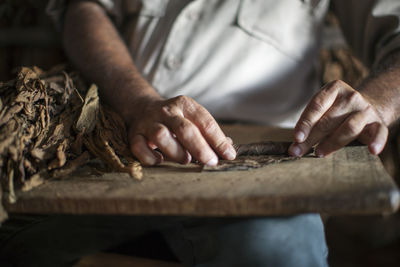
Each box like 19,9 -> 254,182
153,151 -> 164,164
295,131 -> 305,143
223,146 -> 236,160
145,155 -> 158,166
289,144 -> 302,157
370,143 -> 382,154
186,152 -> 192,164
206,156 -> 218,166
182,151 -> 192,164
315,149 -> 324,158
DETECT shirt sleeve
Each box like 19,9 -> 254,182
46,0 -> 123,31
333,0 -> 400,67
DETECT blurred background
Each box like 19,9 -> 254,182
0,1 -> 399,266
0,0 -> 64,81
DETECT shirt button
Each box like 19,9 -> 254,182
166,56 -> 182,70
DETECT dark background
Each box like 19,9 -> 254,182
0,0 -> 65,81
0,1 -> 399,266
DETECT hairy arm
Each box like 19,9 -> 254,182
63,1 -> 236,165
64,1 -> 157,118
359,50 -> 400,127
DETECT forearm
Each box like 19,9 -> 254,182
63,1 -> 235,166
358,49 -> 400,127
63,1 -> 161,123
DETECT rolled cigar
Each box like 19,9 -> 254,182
233,141 -> 291,156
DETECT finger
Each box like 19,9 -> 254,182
147,140 -> 158,150
294,81 -> 342,143
146,123 -> 188,164
180,97 -> 236,160
130,134 -> 163,166
186,112 -> 236,160
163,150 -> 192,164
314,110 -> 370,157
289,98 -> 353,157
226,137 -> 233,145
165,114 -> 219,166
184,151 -> 193,164
360,122 -> 388,155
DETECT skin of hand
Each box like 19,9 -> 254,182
63,1 -> 235,166
127,95 -> 236,166
289,50 -> 400,157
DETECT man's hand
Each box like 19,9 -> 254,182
63,2 -> 235,167
128,95 -> 236,166
289,80 -> 388,157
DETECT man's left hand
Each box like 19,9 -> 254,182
289,80 -> 388,157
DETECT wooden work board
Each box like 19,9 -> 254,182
4,125 -> 400,216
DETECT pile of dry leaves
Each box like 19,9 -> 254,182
0,66 -> 142,221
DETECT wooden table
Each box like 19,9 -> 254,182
4,125 -> 400,216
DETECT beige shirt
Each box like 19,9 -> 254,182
47,0 -> 400,127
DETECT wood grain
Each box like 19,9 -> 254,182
4,125 -> 400,216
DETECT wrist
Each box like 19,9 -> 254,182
116,83 -> 163,125
358,50 -> 400,127
359,80 -> 397,127
97,66 -> 162,124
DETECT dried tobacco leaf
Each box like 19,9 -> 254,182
0,66 -> 143,222
75,84 -> 142,180
75,84 -> 99,134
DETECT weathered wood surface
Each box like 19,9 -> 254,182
4,125 -> 400,216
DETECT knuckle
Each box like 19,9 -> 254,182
175,95 -> 189,103
299,118 -> 313,130
186,100 -> 198,113
316,116 -> 331,133
363,104 -> 376,118
344,119 -> 361,136
162,96 -> 192,115
320,85 -> 333,95
174,95 -> 188,104
161,103 -> 181,118
330,79 -> 346,88
175,120 -> 195,139
309,98 -> 325,114
318,90 -> 329,101
150,125 -> 169,142
364,104 -> 373,112
322,80 -> 342,93
202,119 -> 218,135
215,139 -> 229,153
347,91 -> 362,103
364,104 -> 381,121
161,105 -> 173,116
174,95 -> 194,109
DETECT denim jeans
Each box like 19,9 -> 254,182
0,214 -> 328,267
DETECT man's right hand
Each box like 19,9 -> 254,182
63,2 -> 235,166
127,95 -> 236,166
